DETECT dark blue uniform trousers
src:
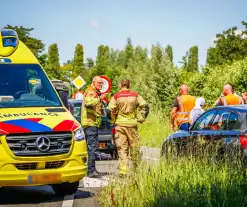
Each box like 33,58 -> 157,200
85,126 -> 99,173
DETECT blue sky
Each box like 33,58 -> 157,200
1,0 -> 246,66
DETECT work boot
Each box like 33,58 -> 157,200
88,170 -> 102,178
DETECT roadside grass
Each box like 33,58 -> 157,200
100,142 -> 247,207
139,110 -> 172,148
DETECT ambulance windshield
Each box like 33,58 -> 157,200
0,64 -> 62,108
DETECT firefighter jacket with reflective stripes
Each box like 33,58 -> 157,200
220,94 -> 242,106
175,95 -> 196,126
107,88 -> 149,127
81,85 -> 104,128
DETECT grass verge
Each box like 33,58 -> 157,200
139,110 -> 172,148
99,143 -> 247,207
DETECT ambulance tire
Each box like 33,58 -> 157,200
52,181 -> 79,196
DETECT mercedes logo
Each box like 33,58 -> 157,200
35,136 -> 51,152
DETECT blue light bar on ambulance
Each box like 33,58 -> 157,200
1,29 -> 18,48
1,29 -> 18,38
0,58 -> 11,63
2,37 -> 18,47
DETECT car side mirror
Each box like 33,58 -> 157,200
57,90 -> 69,109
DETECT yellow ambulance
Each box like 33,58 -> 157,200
0,29 -> 87,196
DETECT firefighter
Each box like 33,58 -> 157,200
215,84 -> 243,106
81,76 -> 106,178
171,84 -> 196,131
107,79 -> 149,176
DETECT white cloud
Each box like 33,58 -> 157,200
88,19 -> 101,29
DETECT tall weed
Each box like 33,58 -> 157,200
139,110 -> 172,148
100,141 -> 247,207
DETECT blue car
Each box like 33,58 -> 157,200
161,105 -> 247,159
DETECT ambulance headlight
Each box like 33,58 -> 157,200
74,127 -> 85,141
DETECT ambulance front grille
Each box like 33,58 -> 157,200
15,161 -> 65,170
15,163 -> 37,170
45,160 -> 65,169
6,133 -> 72,156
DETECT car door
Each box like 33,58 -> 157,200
205,109 -> 243,148
192,108 -> 243,156
190,109 -> 218,138
166,109 -> 218,155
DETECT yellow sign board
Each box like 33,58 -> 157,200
72,75 -> 86,89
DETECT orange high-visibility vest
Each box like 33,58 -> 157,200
220,94 -> 242,106
175,95 -> 196,126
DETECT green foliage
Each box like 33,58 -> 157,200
38,54 -> 48,67
85,58 -> 94,69
189,58 -> 247,107
134,45 -> 148,63
111,43 -> 179,115
165,44 -> 173,64
187,46 -> 199,72
46,44 -> 61,79
60,61 -> 73,82
124,37 -> 134,68
206,21 -> 247,67
95,45 -> 110,76
151,43 -> 163,64
139,110 -> 172,147
72,44 -> 84,79
180,51 -> 189,69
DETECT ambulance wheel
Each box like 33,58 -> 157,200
52,181 -> 79,196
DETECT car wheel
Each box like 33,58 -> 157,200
52,181 -> 79,196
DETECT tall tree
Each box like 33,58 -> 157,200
95,45 -> 109,75
134,46 -> 148,63
180,51 -> 188,70
116,50 -> 126,67
187,46 -> 199,72
206,21 -> 247,66
124,37 -> 134,68
72,44 -> 84,79
46,44 -> 60,79
165,45 -> 173,64
60,61 -> 73,82
151,43 -> 163,66
4,25 -> 46,65
86,58 -> 95,69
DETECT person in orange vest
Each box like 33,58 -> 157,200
215,84 -> 243,106
171,84 -> 196,131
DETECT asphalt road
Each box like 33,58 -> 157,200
0,147 -> 160,207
